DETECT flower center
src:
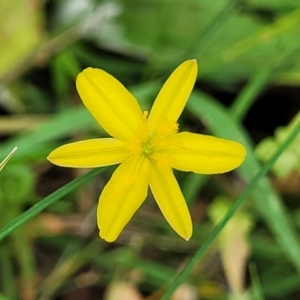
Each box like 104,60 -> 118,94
141,141 -> 153,157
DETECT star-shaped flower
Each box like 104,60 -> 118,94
48,60 -> 246,242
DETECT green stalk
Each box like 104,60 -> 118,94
230,66 -> 273,121
0,249 -> 17,300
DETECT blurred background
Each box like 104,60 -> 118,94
0,0 -> 300,299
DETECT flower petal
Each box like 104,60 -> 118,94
76,68 -> 145,139
164,132 -> 246,174
149,163 -> 192,240
148,60 -> 197,131
98,155 -> 150,242
48,138 -> 128,168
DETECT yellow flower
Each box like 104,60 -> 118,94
48,60 -> 246,242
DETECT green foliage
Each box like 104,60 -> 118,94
0,0 -> 300,299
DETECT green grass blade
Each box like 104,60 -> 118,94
230,65 -> 273,121
0,249 -> 17,300
162,99 -> 300,299
0,168 -> 104,243
249,263 -> 265,300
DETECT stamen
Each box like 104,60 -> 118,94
141,142 -> 153,156
143,111 -> 149,119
